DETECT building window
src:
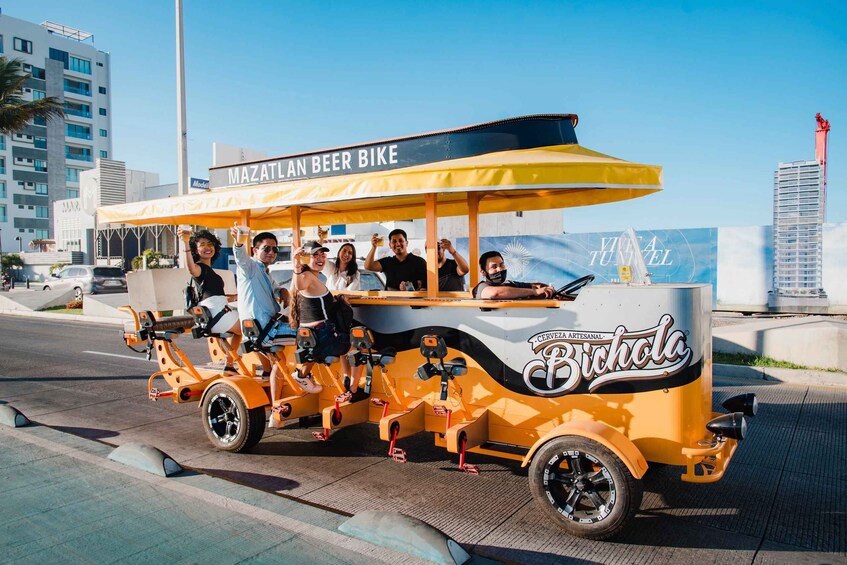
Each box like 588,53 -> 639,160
33,116 -> 47,126
35,183 -> 48,195
66,188 -> 79,198
65,146 -> 92,162
34,137 -> 47,149
0,35 -> 3,54
64,101 -> 92,118
49,48 -> 69,67
30,66 -> 45,80
32,89 -> 46,100
0,181 -> 5,198
0,135 -> 5,150
99,108 -> 107,116
36,206 -> 49,219
66,123 -> 92,140
64,78 -> 91,96
0,205 -> 6,223
34,160 -> 47,172
69,56 -> 91,74
100,150 -> 108,158
0,158 -> 5,174
13,37 -> 33,54
36,229 -> 48,239
99,129 -> 108,137
99,86 -> 107,94
66,167 -> 82,182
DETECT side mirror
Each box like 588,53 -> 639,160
51,273 -> 59,278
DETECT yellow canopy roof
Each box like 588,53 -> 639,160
97,144 -> 662,229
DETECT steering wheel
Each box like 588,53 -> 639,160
553,274 -> 595,300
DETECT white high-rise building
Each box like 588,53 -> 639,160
770,160 -> 828,306
0,13 -> 112,253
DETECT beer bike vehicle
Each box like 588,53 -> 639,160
101,115 -> 756,539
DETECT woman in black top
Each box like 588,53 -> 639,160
178,228 -> 241,350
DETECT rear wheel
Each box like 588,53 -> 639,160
42,285 -> 51,291
201,383 -> 265,452
529,436 -> 642,540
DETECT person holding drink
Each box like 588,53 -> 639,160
317,227 -> 361,291
364,228 -> 427,291
178,226 -> 241,353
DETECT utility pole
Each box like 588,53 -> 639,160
176,0 -> 189,196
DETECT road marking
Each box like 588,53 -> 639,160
84,350 -> 156,363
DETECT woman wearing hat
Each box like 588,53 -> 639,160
289,240 -> 367,402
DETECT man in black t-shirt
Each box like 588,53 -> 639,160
364,228 -> 427,290
436,238 -> 470,291
472,250 -> 554,299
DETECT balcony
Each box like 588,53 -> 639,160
64,107 -> 92,118
64,85 -> 91,96
65,151 -> 92,162
65,130 -> 92,140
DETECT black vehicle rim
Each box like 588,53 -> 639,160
542,449 -> 616,523
207,392 -> 241,443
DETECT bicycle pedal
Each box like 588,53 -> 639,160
391,448 -> 407,463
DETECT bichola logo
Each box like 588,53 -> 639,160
522,314 -> 693,397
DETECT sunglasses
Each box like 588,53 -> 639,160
257,245 -> 279,254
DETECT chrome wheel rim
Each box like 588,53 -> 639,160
206,392 -> 241,443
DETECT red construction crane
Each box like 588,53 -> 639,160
816,113 -> 830,221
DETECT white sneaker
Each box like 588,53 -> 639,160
293,370 -> 323,394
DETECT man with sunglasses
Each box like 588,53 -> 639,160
231,225 -> 299,358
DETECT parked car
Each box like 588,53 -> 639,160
268,260 -> 386,290
42,265 -> 127,300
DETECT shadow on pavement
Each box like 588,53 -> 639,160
194,467 -> 301,492
52,425 -> 120,441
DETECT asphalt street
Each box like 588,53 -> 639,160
1,315 -> 845,564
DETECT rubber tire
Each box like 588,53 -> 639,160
42,285 -> 51,291
201,383 -> 265,452
529,436 -> 642,540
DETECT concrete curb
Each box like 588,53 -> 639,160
0,309 -> 125,326
714,363 -> 846,388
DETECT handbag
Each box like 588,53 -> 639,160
332,297 -> 354,333
184,277 -> 202,310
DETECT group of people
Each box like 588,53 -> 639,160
177,224 -> 555,418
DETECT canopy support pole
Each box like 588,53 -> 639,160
425,194 -> 438,297
468,193 -> 482,289
291,206 -> 302,249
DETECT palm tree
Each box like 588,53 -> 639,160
0,56 -> 65,135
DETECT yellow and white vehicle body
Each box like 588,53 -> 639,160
103,115 -> 753,540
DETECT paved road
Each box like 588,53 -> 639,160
1,315 -> 845,564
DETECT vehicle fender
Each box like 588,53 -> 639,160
199,375 -> 270,410
522,419 -> 648,479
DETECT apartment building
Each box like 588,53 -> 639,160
0,13 -> 112,253
769,159 -> 828,308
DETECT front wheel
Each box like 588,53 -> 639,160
529,436 -> 642,540
201,383 -> 265,452
42,285 -> 51,291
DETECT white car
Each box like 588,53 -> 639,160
42,265 -> 127,300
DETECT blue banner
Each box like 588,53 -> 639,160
461,228 -> 717,289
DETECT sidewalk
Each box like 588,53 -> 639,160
0,422 -> 429,565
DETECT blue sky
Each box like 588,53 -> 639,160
9,1 -> 846,233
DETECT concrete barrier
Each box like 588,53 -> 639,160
713,316 -> 847,372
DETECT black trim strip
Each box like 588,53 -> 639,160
369,325 -> 703,397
